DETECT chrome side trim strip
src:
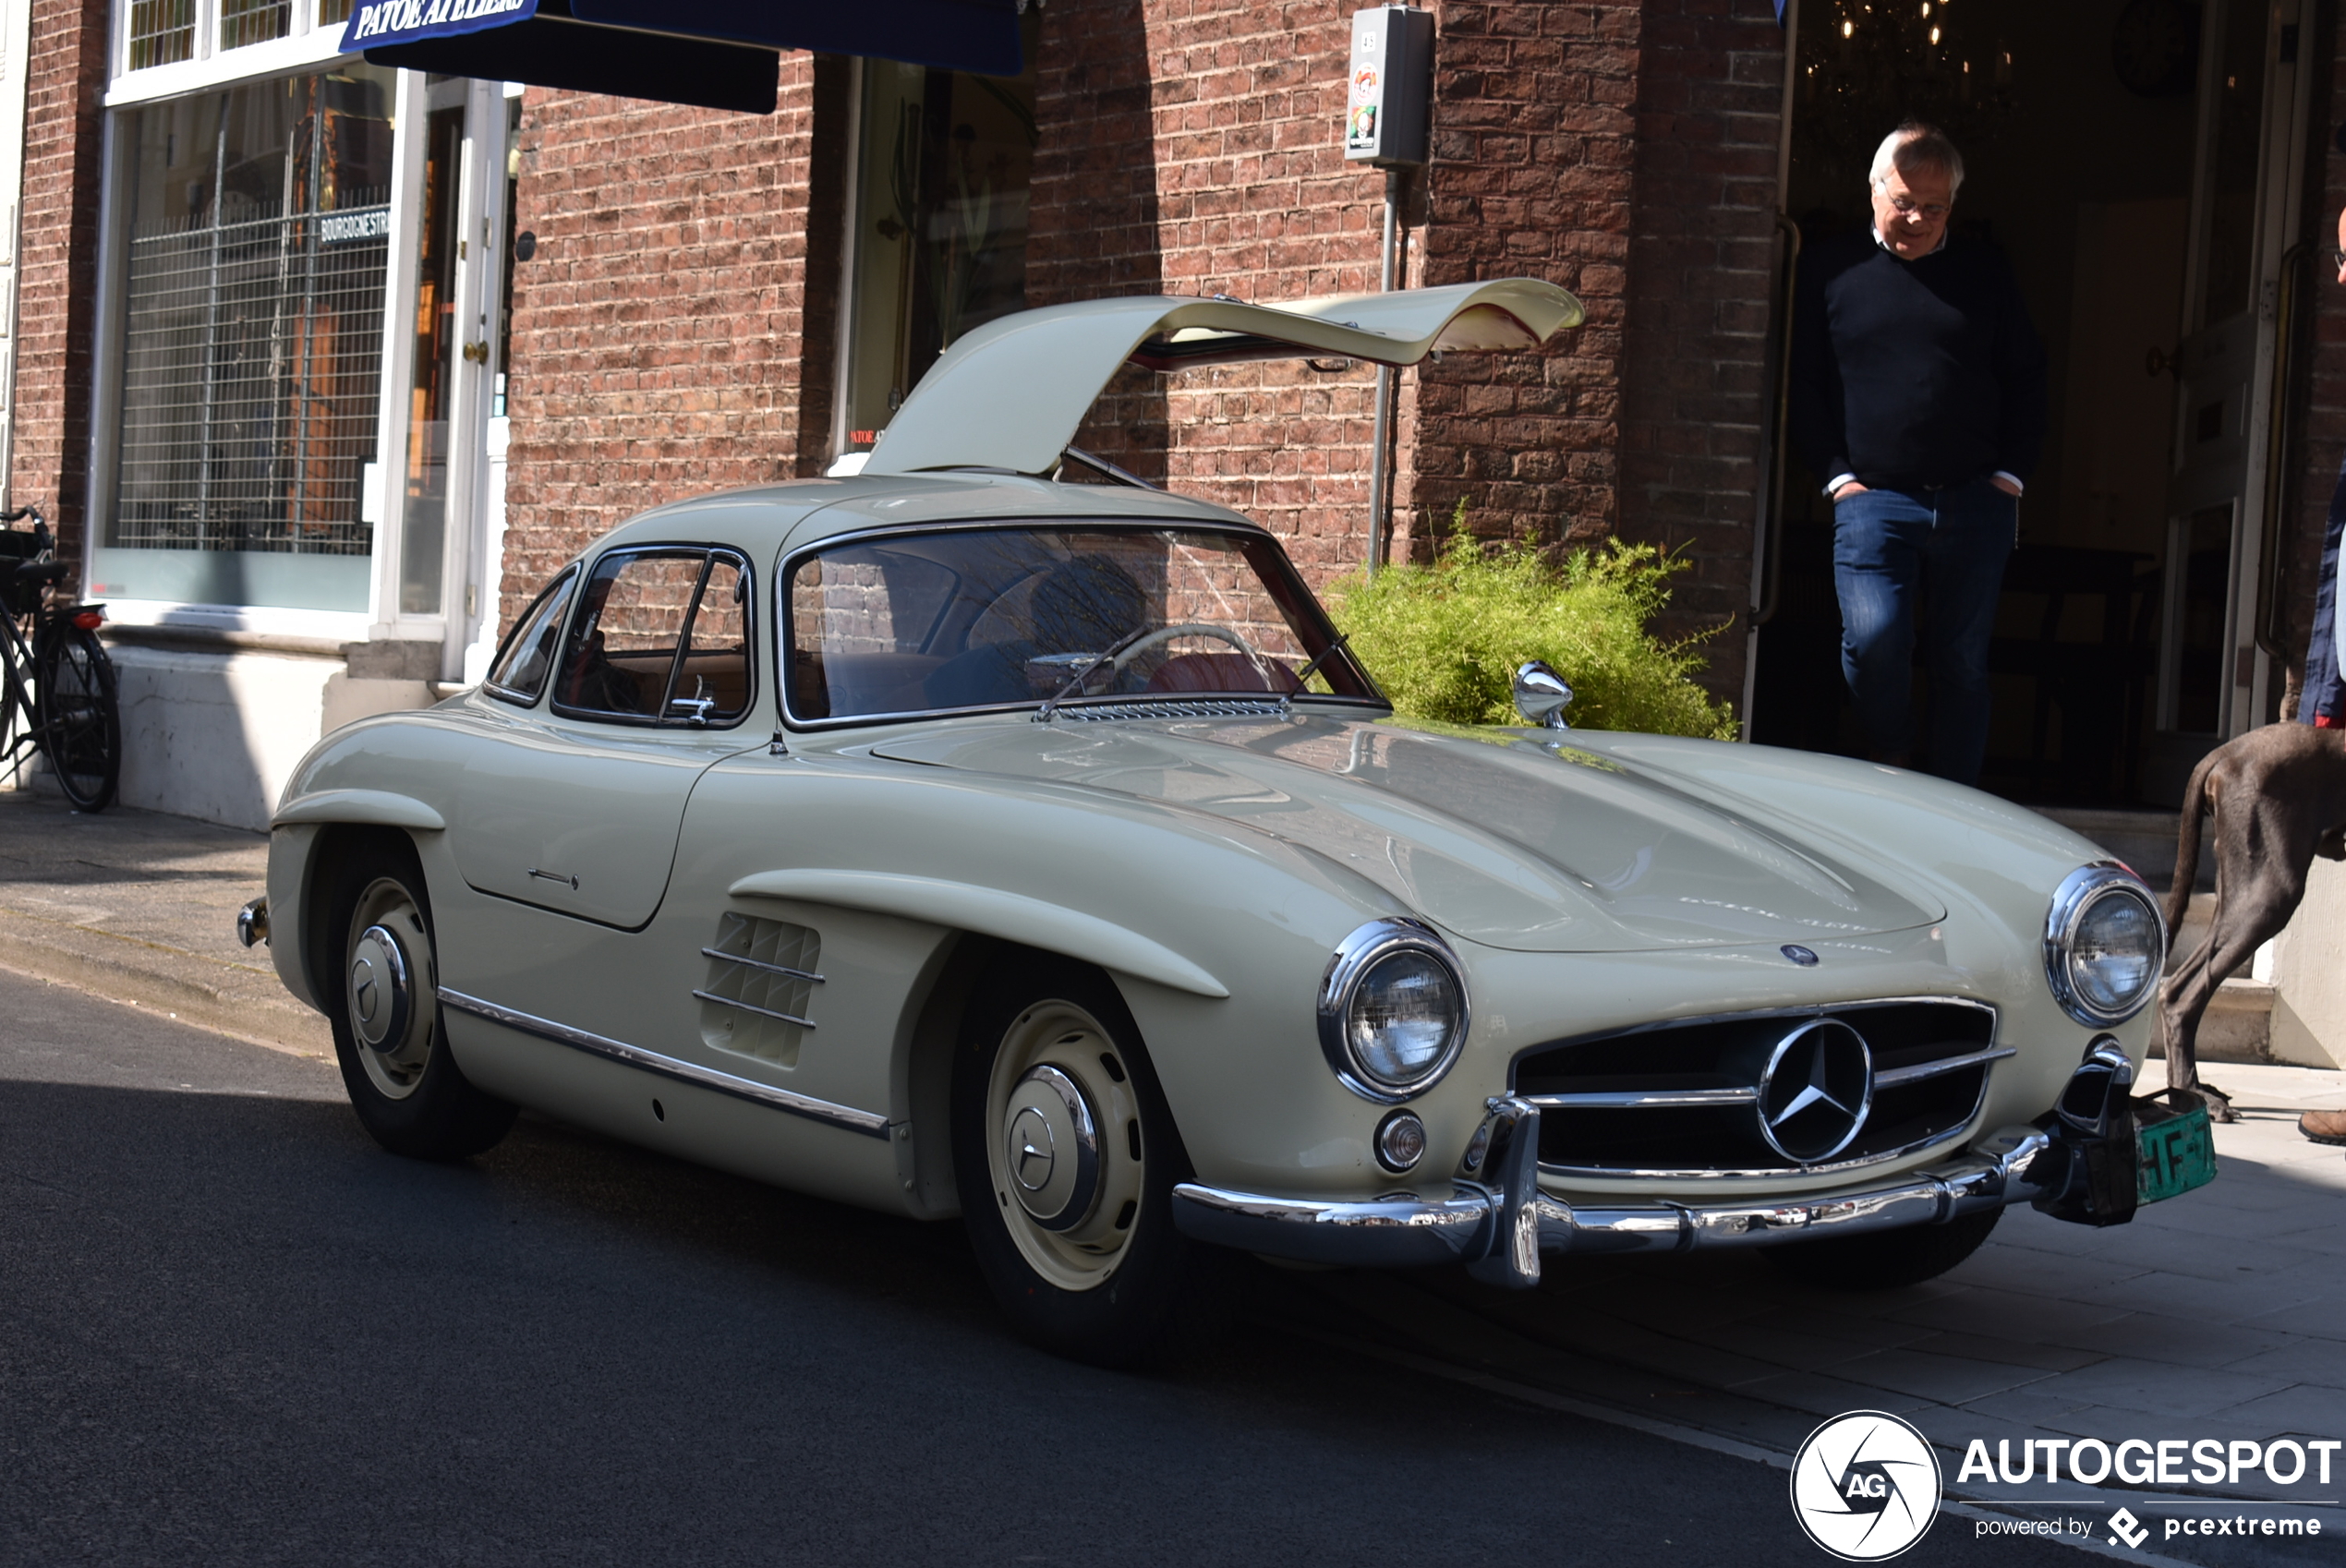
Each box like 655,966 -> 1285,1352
1528,1085 -> 1757,1109
699,947 -> 825,984
1872,1043 -> 2015,1089
690,989 -> 818,1030
437,987 -> 887,1139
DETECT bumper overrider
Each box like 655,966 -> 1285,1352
1171,1048 -> 2154,1288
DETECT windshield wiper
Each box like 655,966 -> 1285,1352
1276,632 -> 1353,718
1035,625 -> 1154,723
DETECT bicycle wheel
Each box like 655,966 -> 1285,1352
37,624 -> 119,810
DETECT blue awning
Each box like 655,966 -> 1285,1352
347,0 -> 1022,115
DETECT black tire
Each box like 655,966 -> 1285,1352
951,955 -> 1203,1367
321,836 -> 516,1160
1760,1208 -> 2002,1291
37,624 -> 118,811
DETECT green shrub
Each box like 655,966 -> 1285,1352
1324,517 -> 1737,741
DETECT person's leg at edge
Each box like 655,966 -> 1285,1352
2297,456 -> 2346,725
1833,488 -> 1928,765
1915,479 -> 2016,788
2299,456 -> 2346,1146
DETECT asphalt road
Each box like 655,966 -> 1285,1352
0,965 -> 2103,1568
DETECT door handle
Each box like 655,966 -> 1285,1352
2146,345 -> 2175,378
527,867 -> 578,889
463,341 -> 490,365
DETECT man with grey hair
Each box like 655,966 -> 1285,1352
1790,121 -> 2047,786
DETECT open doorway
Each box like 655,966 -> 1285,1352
1750,0 -> 2315,807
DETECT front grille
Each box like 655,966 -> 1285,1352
1512,1000 -> 2003,1177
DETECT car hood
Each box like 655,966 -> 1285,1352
866,716 -> 1943,953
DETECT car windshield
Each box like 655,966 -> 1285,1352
784,525 -> 1384,723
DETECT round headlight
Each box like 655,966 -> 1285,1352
1318,919 -> 1470,1103
2044,864 -> 2165,1027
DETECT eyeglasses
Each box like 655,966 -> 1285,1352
1884,193 -> 1953,221
2333,247 -> 2346,270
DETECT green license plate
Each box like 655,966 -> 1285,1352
2135,1092 -> 2217,1205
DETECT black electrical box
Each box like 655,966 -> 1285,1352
1344,6 -> 1433,168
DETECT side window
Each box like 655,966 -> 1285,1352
673,558 -> 751,723
552,549 -> 752,726
483,568 -> 578,705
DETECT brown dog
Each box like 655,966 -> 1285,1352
2159,723 -> 2346,1121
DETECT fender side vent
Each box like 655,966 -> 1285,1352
696,913 -> 822,1067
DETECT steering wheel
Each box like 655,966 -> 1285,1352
1108,622 -> 1265,682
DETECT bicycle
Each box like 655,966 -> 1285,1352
0,505 -> 121,811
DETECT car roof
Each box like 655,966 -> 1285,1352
585,470 -> 1261,566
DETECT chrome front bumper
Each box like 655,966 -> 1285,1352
1170,1099 -> 2057,1288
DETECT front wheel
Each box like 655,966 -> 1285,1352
37,625 -> 118,810
951,956 -> 1201,1366
322,838 -> 515,1160
1760,1208 -> 2002,1291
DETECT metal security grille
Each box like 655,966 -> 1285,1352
115,187 -> 388,556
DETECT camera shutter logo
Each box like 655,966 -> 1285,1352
1790,1411 -> 1942,1561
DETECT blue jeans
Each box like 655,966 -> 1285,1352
2297,451 -> 2346,724
1832,479 -> 2017,787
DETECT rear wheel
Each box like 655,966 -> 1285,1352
1760,1208 -> 2002,1290
951,956 -> 1200,1366
37,625 -> 117,811
322,838 -> 515,1160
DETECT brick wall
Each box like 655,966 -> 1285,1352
497,54 -> 841,633
1614,0 -> 1784,697
1033,0 -> 1394,585
10,0 -> 111,559
1403,0 -> 1642,569
2279,4 -> 2344,719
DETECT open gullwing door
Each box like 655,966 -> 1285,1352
860,278 -> 1583,478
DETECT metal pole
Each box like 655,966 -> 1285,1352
1366,166 -> 1401,576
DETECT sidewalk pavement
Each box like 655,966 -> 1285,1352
6,787 -> 2344,1543
0,789 -> 324,1055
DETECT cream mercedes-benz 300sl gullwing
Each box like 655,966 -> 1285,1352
246,280 -> 2203,1365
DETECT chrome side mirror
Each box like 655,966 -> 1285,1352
1512,661 -> 1573,729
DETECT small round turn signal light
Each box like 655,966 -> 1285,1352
1374,1109 -> 1428,1174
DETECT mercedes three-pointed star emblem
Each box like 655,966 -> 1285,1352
1757,1019 -> 1873,1164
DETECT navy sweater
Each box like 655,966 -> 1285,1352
1789,229 -> 2048,492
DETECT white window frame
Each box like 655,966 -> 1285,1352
106,0 -> 353,107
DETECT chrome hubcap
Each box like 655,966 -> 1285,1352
348,924 -> 410,1051
1002,1065 -> 1099,1232
983,1001 -> 1146,1291
345,877 -> 437,1102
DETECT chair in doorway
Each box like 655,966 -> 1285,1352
1983,546 -> 2159,802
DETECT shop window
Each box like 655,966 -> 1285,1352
96,65 -> 395,612
838,13 -> 1040,461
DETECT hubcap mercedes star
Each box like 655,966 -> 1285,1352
1758,1019 -> 1873,1164
1002,1065 -> 1100,1231
349,924 -> 411,1050
344,878 -> 439,1102
983,1000 -> 1148,1291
